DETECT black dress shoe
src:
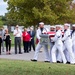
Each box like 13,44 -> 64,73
19,52 -> 22,54
31,59 -> 37,62
44,61 -> 50,63
57,61 -> 61,63
27,51 -> 29,53
66,61 -> 70,64
9,53 -> 11,55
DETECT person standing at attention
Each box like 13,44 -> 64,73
13,25 -> 22,54
4,29 -> 11,54
28,27 -> 35,51
2,27 -> 5,52
22,28 -> 31,53
0,28 -> 2,55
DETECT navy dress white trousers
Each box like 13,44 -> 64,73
31,22 -> 50,62
33,43 -> 50,61
62,23 -> 75,64
71,24 -> 75,60
51,29 -> 67,64
50,41 -> 54,62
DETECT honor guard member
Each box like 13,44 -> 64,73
56,25 -> 63,63
71,24 -> 75,59
49,26 -> 55,50
51,25 -> 67,64
49,26 -> 55,62
31,22 -> 50,62
62,23 -> 75,64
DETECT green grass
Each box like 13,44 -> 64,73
10,33 -> 14,46
0,59 -> 75,75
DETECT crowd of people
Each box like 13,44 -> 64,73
13,25 -> 36,54
31,22 -> 75,64
0,22 -> 75,65
0,25 -> 35,55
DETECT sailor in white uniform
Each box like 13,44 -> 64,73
71,24 -> 75,59
49,26 -> 55,62
51,25 -> 67,64
31,22 -> 50,62
62,23 -> 75,64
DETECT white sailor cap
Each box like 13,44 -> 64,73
55,25 -> 62,28
72,24 -> 75,27
39,22 -> 44,25
64,23 -> 70,27
50,26 -> 55,28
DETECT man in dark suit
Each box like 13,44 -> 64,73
28,27 -> 35,51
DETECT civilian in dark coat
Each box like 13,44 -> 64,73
0,28 -> 2,55
28,27 -> 35,51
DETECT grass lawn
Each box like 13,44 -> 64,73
0,59 -> 75,75
10,33 -> 14,46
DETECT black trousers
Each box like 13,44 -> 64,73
29,39 -> 35,51
15,37 -> 21,54
5,41 -> 11,52
0,38 -> 2,54
23,41 -> 29,52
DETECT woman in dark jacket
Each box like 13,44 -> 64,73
0,28 -> 2,55
4,29 -> 11,54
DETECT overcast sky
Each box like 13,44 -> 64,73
0,0 -> 8,16
0,0 -> 75,16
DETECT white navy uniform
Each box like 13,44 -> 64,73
49,26 -> 55,62
33,28 -> 50,61
71,26 -> 75,59
51,30 -> 66,64
50,34 -> 55,62
62,29 -> 75,64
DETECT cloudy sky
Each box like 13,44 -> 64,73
0,0 -> 8,16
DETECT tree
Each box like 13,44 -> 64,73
4,0 -> 75,26
0,16 -> 4,27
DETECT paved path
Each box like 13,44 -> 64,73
0,47 -> 46,61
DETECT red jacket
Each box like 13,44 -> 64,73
22,31 -> 31,41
